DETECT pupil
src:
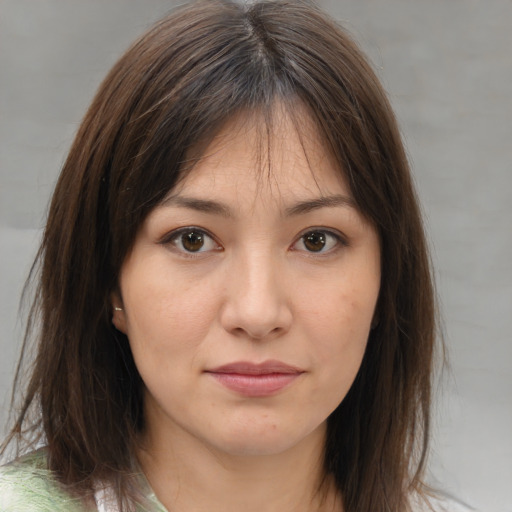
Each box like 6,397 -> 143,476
304,232 -> 326,252
182,232 -> 204,252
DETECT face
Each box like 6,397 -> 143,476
113,107 -> 381,459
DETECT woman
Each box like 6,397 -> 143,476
0,0 -> 455,510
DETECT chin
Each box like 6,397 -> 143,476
206,419 -> 326,458
215,436 -> 299,457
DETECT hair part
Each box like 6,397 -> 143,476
3,1 -> 438,511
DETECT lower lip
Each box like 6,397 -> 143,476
207,372 -> 301,397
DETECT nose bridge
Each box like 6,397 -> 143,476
221,242 -> 291,339
240,246 -> 279,306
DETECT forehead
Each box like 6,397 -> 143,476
171,104 -> 351,206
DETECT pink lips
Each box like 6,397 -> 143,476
205,360 -> 304,397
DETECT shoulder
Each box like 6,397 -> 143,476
0,450 -> 90,512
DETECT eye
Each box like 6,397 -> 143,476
292,229 -> 345,254
163,228 -> 220,254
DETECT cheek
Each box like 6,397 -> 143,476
120,264 -> 220,367
303,278 -> 377,343
301,282 -> 377,401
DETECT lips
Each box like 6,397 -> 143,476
205,360 -> 304,397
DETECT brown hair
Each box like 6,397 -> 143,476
4,1 -> 437,510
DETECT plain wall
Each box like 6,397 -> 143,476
1,1 -> 511,511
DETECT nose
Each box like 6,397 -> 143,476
219,250 -> 293,341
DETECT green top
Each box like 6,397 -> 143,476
0,450 -> 167,512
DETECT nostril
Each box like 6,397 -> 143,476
231,325 -> 279,340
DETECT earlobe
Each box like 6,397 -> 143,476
111,305 -> 127,334
110,291 -> 127,334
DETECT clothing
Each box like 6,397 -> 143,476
0,450 -> 476,512
0,450 -> 165,512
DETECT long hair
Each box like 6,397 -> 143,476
3,1 -> 437,510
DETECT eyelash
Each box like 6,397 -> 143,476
291,228 -> 348,255
159,226 -> 221,258
159,226 -> 348,257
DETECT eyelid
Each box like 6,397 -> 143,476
158,226 -> 222,255
157,225 -> 347,256
291,227 -> 349,254
157,226 -> 200,245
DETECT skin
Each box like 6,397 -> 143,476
112,106 -> 381,512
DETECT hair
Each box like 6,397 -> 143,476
3,1 -> 438,511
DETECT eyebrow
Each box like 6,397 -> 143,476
161,195 -> 232,217
284,194 -> 357,216
161,193 -> 357,217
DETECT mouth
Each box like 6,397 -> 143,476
205,360 -> 305,397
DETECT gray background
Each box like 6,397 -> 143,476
1,1 -> 511,511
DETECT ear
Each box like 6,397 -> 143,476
110,291 -> 127,334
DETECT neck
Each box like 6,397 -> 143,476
137,421 -> 341,512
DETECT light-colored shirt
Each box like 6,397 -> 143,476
0,450 -> 476,512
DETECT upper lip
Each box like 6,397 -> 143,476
206,360 -> 304,375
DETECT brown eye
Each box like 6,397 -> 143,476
293,229 -> 344,254
303,231 -> 327,252
166,228 -> 219,254
181,231 -> 205,252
